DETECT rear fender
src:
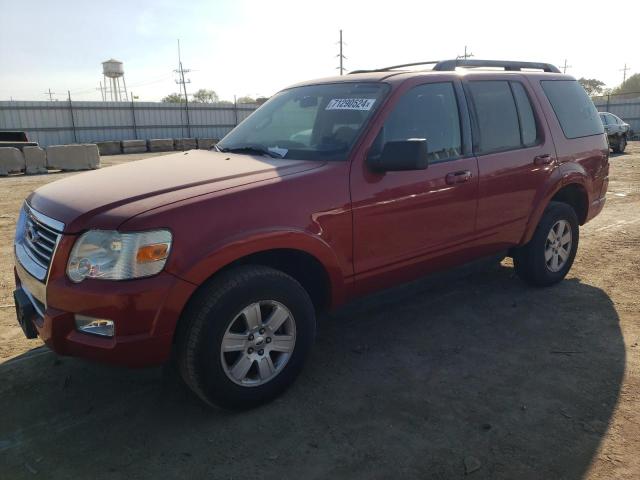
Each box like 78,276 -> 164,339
519,168 -> 590,245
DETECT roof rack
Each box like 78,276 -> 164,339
349,59 -> 561,75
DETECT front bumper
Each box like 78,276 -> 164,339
14,245 -> 197,367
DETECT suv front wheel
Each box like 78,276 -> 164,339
513,201 -> 579,286
177,265 -> 316,409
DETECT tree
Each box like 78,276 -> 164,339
578,78 -> 606,96
192,89 -> 219,103
236,96 -> 256,104
161,93 -> 184,103
612,73 -> 640,96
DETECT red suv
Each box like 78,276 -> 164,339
13,59 -> 609,408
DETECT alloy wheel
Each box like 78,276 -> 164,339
220,300 -> 296,387
544,219 -> 572,272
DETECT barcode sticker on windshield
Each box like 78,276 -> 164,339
326,98 -> 376,111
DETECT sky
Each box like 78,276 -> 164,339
0,0 -> 636,102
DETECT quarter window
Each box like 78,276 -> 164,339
379,82 -> 462,162
541,80 -> 604,139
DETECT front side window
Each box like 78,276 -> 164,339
541,80 -> 604,139
218,82 -> 388,161
375,82 -> 462,163
599,113 -> 608,125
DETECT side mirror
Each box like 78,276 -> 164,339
367,139 -> 429,172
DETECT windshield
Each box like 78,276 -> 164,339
218,82 -> 389,161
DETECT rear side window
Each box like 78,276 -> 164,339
541,80 -> 604,139
511,82 -> 538,147
467,81 -> 521,154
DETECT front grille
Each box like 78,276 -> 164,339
15,203 -> 64,281
23,214 -> 60,270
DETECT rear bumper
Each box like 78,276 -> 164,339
586,195 -> 606,223
14,264 -> 197,368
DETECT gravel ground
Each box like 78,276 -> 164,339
0,146 -> 638,479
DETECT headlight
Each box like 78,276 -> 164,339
67,229 -> 172,283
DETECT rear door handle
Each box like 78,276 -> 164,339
534,154 -> 553,165
445,170 -> 473,185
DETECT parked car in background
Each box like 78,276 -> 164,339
13,59 -> 609,409
599,112 -> 630,153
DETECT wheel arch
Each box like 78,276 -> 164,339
172,230 -> 347,313
520,181 -> 589,245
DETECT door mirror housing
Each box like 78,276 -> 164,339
367,139 -> 429,172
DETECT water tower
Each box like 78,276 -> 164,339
101,59 -> 128,102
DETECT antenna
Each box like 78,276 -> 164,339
174,39 -> 192,137
620,63 -> 630,84
457,46 -> 474,60
336,29 -> 347,75
561,59 -> 572,74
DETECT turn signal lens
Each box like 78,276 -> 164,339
136,243 -> 170,264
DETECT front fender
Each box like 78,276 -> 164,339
169,228 -> 348,307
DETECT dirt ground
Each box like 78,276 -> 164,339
0,146 -> 638,479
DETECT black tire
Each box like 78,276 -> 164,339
176,265 -> 316,409
612,135 -> 626,153
513,201 -> 579,287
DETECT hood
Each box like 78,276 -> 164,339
28,150 -> 323,233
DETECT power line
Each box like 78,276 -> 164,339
620,63 -> 630,84
457,46 -> 474,60
174,39 -> 192,137
336,29 -> 346,75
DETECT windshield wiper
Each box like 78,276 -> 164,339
217,145 -> 284,159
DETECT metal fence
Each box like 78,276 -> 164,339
0,100 -> 259,147
592,92 -> 640,135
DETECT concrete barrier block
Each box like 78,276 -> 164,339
84,144 -> 100,169
46,144 -> 101,171
121,139 -> 147,154
175,138 -> 197,151
0,147 -> 25,176
148,139 -> 175,152
96,141 -> 121,156
23,146 -> 48,174
197,138 -> 219,150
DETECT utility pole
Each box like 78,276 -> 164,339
337,29 -> 346,75
620,63 -> 630,84
457,45 -> 474,60
174,39 -> 192,137
44,88 -> 55,101
561,59 -> 572,74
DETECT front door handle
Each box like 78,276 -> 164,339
445,170 -> 473,185
534,154 -> 553,165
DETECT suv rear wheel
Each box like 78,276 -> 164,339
177,265 -> 316,409
513,201 -> 579,286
